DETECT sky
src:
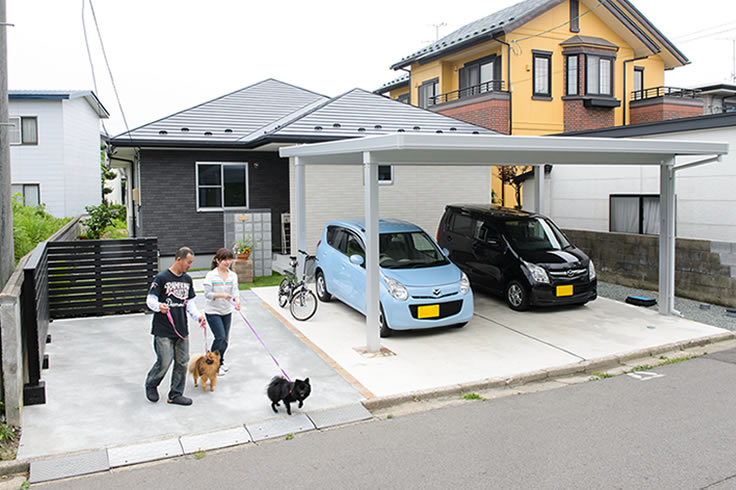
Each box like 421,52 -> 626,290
6,0 -> 736,135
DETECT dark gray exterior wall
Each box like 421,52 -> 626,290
137,149 -> 289,256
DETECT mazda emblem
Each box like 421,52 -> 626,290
433,288 -> 441,296
566,269 -> 575,277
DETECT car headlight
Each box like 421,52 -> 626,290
460,272 -> 470,295
588,260 -> 596,280
383,276 -> 409,301
525,261 -> 550,284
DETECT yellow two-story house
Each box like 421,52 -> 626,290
377,0 -> 700,205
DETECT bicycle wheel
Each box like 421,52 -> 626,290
278,278 -> 291,308
290,288 -> 318,321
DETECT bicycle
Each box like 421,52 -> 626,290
278,250 -> 318,321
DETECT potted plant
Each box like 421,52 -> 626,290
233,239 -> 253,261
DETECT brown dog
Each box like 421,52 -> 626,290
188,350 -> 221,392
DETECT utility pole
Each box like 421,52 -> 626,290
0,0 -> 14,290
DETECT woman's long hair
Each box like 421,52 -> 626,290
211,247 -> 234,269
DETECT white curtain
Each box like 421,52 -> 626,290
21,117 -> 37,144
642,197 -> 660,235
610,196 -> 639,233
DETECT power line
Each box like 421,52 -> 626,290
672,19 -> 736,42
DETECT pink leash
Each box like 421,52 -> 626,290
232,302 -> 292,382
166,310 -> 208,352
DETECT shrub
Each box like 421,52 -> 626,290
12,195 -> 71,263
81,203 -> 126,239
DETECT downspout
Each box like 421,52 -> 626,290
622,55 -> 649,125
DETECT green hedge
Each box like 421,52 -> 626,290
12,196 -> 71,264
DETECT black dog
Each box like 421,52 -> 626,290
267,376 -> 311,415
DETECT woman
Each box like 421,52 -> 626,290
203,247 -> 240,376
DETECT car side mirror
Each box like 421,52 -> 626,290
442,247 -> 450,257
349,254 -> 365,266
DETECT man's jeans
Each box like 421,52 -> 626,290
145,336 -> 189,400
205,313 -> 232,365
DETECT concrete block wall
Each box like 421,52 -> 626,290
563,229 -> 736,307
224,209 -> 272,278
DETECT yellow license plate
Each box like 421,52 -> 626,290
556,285 -> 573,297
417,304 -> 440,319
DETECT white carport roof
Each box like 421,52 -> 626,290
280,133 -> 729,352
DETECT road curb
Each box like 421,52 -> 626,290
361,331 -> 736,414
0,459 -> 29,477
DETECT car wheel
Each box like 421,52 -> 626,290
315,270 -> 332,302
379,304 -> 392,338
505,280 -> 530,311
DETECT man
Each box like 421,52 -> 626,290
144,247 -> 206,406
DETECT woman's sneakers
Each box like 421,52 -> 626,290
218,365 -> 229,376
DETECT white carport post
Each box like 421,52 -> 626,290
533,165 -> 545,214
658,158 -> 677,315
294,157 -> 307,277
363,152 -> 381,352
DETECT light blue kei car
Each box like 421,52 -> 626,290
314,219 -> 474,337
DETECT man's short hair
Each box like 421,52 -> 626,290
175,247 -> 194,260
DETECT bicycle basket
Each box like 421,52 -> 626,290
303,256 -> 316,282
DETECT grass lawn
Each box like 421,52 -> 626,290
239,272 -> 285,290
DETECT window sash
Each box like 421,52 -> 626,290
610,195 -> 660,235
587,55 -> 613,95
567,55 -> 578,95
196,162 -> 248,210
533,55 -> 551,96
378,165 -> 393,184
21,117 -> 38,145
418,79 -> 438,108
8,117 -> 21,145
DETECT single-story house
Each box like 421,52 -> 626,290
110,78 -> 497,270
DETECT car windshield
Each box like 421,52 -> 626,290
501,217 -> 571,251
379,231 -> 449,269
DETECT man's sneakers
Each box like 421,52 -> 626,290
145,386 -> 159,403
167,395 -> 193,406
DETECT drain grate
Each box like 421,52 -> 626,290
180,427 -> 251,453
246,414 -> 314,441
29,450 -> 109,483
307,403 -> 373,429
107,438 -> 183,467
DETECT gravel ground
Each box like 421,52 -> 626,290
598,280 -> 736,331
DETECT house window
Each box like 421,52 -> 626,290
459,55 -> 499,97
586,55 -> 613,96
378,165 -> 393,184
633,67 -> 644,100
396,93 -> 410,104
418,78 -> 439,108
567,55 -> 578,95
11,183 -> 40,207
196,162 -> 248,210
8,116 -> 38,145
533,51 -> 552,97
570,0 -> 580,32
610,195 -> 660,235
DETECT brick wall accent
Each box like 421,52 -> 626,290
139,149 -> 289,256
629,98 -> 704,125
563,98 -> 616,132
437,99 -> 511,134
563,229 -> 736,307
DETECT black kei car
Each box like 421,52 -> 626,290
437,205 -> 597,311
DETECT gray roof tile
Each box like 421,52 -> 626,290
267,89 -> 497,139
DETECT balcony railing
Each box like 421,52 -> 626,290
631,86 -> 700,101
430,80 -> 506,106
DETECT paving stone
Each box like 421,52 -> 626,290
246,414 -> 314,441
179,427 -> 251,454
107,438 -> 183,468
307,404 -> 373,429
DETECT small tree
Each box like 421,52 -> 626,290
497,165 -> 531,209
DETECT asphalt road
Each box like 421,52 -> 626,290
38,349 -> 736,489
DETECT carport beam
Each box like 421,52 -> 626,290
294,157 -> 307,277
658,159 -> 676,315
364,152 -> 381,352
534,165 -> 545,215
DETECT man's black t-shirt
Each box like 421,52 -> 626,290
149,269 -> 195,338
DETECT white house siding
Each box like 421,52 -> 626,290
62,97 -> 102,216
289,161 -> 492,253
9,97 -> 101,218
522,127 -> 736,242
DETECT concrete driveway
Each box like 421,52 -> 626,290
253,286 -> 729,397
